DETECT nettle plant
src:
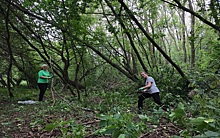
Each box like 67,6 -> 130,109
95,113 -> 145,138
44,118 -> 86,138
169,100 -> 220,138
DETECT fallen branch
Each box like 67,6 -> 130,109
80,107 -> 98,113
82,120 -> 100,125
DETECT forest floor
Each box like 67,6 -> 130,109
0,88 -> 182,138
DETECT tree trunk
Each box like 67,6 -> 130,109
181,10 -> 187,63
188,0 -> 195,69
5,0 -> 13,97
145,19 -> 156,68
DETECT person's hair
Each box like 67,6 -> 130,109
140,71 -> 150,76
42,64 -> 48,67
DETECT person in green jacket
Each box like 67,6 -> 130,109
37,64 -> 53,101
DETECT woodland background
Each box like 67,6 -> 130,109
0,0 -> 220,138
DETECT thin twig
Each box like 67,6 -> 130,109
82,120 -> 100,125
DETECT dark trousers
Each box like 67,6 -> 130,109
38,83 -> 48,101
138,92 -> 164,110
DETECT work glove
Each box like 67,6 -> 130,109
138,87 -> 145,91
46,75 -> 53,79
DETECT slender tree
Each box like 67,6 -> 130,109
188,0 -> 195,69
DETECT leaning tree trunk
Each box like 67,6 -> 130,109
105,0 -> 148,73
118,0 -> 189,84
162,0 -> 220,32
210,0 -> 220,36
5,0 -> 13,97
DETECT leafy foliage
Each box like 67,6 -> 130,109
45,119 -> 86,138
1,81 -> 220,137
95,113 -> 144,138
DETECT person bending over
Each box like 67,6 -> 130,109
138,71 -> 167,111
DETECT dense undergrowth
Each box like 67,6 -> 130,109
0,73 -> 220,138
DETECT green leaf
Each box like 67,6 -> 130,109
138,114 -> 150,121
114,113 -> 121,119
98,114 -> 111,120
98,128 -> 107,133
190,117 -> 206,125
103,128 -> 114,135
204,119 -> 215,123
44,123 -> 58,131
118,134 -> 126,138
127,122 -> 134,130
169,104 -> 186,120
196,131 -> 220,137
204,131 -> 220,137
60,127 -> 68,134
189,117 -> 215,131
99,120 -> 108,128
112,130 -> 121,138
